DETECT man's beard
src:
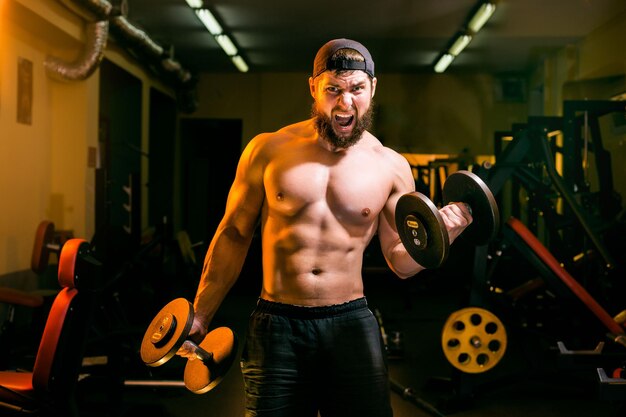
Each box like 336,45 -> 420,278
311,102 -> 374,149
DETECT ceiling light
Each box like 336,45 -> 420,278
468,2 -> 496,33
232,56 -> 249,73
190,6 -> 250,73
432,1 -> 496,73
434,54 -> 454,73
185,0 -> 203,8
195,9 -> 222,35
215,34 -> 238,56
449,34 -> 472,56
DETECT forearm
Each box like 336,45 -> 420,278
193,225 -> 253,327
386,239 -> 425,279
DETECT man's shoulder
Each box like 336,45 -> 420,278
246,120 -> 313,154
251,119 -> 313,142
276,119 -> 314,136
361,132 -> 401,158
361,135 -> 411,170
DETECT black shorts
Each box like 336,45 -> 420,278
240,297 -> 393,417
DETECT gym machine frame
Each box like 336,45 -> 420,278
468,100 -> 626,405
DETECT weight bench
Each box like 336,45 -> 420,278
31,220 -> 74,275
0,238 -> 101,416
0,287 -> 48,370
0,220 -> 75,370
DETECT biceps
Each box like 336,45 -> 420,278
222,182 -> 264,238
377,201 -> 401,257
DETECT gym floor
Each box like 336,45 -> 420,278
67,259 -> 625,417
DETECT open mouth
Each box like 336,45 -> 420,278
334,114 -> 354,130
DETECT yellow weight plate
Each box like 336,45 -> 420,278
441,307 -> 507,374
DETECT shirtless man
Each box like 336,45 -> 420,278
179,38 -> 472,416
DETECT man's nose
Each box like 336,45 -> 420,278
338,92 -> 353,108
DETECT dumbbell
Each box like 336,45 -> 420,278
395,170 -> 499,268
140,298 -> 238,394
31,220 -> 74,274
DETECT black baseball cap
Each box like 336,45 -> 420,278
312,38 -> 375,79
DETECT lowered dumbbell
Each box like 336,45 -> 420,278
395,170 -> 499,268
140,298 -> 238,394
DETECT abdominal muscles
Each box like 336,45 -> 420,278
260,213 -> 372,306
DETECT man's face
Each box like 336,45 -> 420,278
309,70 -> 377,149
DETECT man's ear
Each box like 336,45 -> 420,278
371,77 -> 377,98
308,77 -> 316,98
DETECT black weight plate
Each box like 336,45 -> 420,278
395,192 -> 450,269
141,298 -> 194,367
442,170 -> 499,245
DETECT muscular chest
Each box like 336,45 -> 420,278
264,153 -> 389,224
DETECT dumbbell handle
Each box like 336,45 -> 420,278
446,201 -> 473,216
184,339 -> 214,363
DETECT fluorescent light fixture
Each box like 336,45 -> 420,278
434,54 -> 454,73
195,9 -> 222,35
215,34 -> 238,56
468,2 -> 496,33
232,56 -> 249,72
432,1 -> 495,72
190,5 -> 250,72
449,34 -> 472,56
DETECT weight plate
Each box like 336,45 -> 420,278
441,307 -> 507,374
442,170 -> 499,245
141,298 -> 194,367
184,326 -> 238,394
395,192 -> 449,269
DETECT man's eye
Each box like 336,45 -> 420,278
327,87 -> 339,93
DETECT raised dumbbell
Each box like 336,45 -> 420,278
395,170 -> 500,268
31,220 -> 74,274
140,298 -> 238,394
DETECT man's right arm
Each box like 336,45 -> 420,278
185,135 -> 267,348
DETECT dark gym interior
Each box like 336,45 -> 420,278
2,0 -> 626,416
